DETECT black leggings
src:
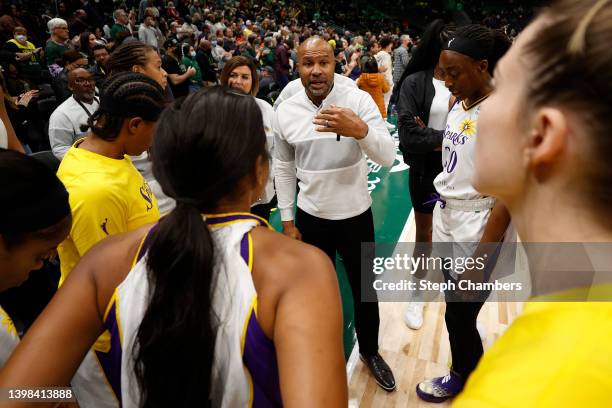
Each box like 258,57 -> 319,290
296,207 -> 380,356
443,269 -> 490,381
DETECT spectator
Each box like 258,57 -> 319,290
257,66 -> 277,101
138,0 -> 151,22
189,0 -> 204,16
138,14 -> 162,49
89,44 -> 109,86
334,46 -> 347,74
181,15 -> 199,37
223,28 -> 237,53
274,38 -> 290,89
166,2 -> 179,20
80,0 -> 102,29
196,38 -> 217,85
110,9 -> 131,40
48,68 -> 99,160
242,34 -> 258,60
180,43 -> 203,92
259,36 -> 275,68
4,27 -> 43,83
78,31 -> 97,63
211,34 -> 231,70
161,38 -> 195,98
93,27 -> 108,46
243,19 -> 253,37
52,50 -> 89,103
345,48 -> 363,80
375,36 -> 394,124
392,34 -> 412,86
68,9 -> 88,40
45,18 -> 69,66
362,40 -> 380,66
357,57 -> 390,118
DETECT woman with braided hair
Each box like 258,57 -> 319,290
106,42 -> 175,214
56,71 -> 165,286
106,42 -> 168,91
416,24 -> 512,403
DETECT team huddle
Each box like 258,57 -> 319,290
1,0 -> 612,407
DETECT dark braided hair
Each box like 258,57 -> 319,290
453,24 -> 511,74
106,42 -> 158,75
80,72 -> 165,140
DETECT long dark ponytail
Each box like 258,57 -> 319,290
134,86 -> 268,407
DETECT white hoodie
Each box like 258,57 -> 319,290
274,80 -> 395,221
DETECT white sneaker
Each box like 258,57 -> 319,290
385,121 -> 396,131
477,320 -> 486,341
404,302 -> 425,330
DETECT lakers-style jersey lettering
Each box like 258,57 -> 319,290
98,213 -> 281,408
434,98 -> 487,200
57,140 -> 160,284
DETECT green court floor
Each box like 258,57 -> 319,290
269,122 -> 412,357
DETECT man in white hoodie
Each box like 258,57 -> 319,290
274,36 -> 397,392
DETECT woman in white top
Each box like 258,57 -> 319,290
220,56 -> 276,220
416,25 -> 512,403
396,19 -> 454,330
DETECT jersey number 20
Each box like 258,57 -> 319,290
444,147 -> 458,173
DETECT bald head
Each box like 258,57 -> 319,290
298,36 -> 334,60
298,36 -> 336,105
68,68 -> 95,103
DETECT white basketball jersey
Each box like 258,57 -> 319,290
96,213 -> 280,408
434,98 -> 487,200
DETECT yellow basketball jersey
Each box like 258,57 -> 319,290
454,298 -> 612,407
57,140 -> 160,285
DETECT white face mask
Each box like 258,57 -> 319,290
15,34 -> 26,43
190,51 -> 196,57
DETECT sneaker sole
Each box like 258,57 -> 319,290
415,384 -> 453,403
359,356 -> 396,392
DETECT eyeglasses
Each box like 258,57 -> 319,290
74,78 -> 95,85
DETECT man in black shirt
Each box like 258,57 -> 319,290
89,44 -> 109,87
196,38 -> 217,85
161,38 -> 195,98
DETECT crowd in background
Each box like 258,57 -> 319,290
0,0 -> 538,154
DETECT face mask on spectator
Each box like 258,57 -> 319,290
190,51 -> 196,57
211,40 -> 217,47
15,34 -> 27,43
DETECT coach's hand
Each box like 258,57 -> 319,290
313,105 -> 369,140
282,221 -> 302,241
